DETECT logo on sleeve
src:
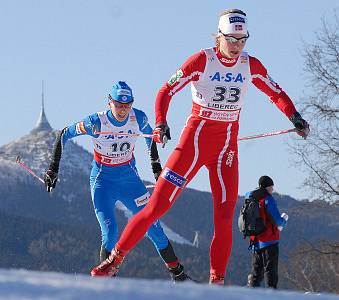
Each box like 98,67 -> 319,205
161,167 -> 187,188
168,69 -> 184,86
75,121 -> 87,134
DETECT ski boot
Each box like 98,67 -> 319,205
168,263 -> 192,282
209,273 -> 225,285
91,247 -> 125,277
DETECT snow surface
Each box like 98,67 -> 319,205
0,269 -> 337,300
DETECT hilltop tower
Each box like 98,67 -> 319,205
31,80 -> 52,134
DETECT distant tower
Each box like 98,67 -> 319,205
193,231 -> 199,248
31,80 -> 53,133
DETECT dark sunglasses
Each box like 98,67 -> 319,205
108,94 -> 133,108
219,31 -> 250,44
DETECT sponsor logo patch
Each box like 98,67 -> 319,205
229,16 -> 245,24
226,150 -> 235,167
199,108 -> 239,122
75,121 -> 87,134
210,72 -> 245,83
235,24 -> 243,31
221,57 -> 236,64
161,167 -> 187,188
135,194 -> 150,207
117,89 -> 132,96
168,69 -> 184,86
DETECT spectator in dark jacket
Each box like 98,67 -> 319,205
246,175 -> 288,289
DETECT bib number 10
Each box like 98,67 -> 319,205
212,86 -> 240,103
110,141 -> 131,152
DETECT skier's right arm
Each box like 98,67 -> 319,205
153,50 -> 206,144
44,114 -> 100,192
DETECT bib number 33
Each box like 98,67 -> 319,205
212,86 -> 240,102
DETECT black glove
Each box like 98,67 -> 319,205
290,112 -> 310,139
153,123 -> 171,146
151,160 -> 162,181
44,169 -> 58,192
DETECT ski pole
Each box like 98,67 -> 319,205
93,131 -> 154,138
95,128 -> 297,141
91,123 -> 154,138
238,128 -> 297,141
16,156 -> 45,184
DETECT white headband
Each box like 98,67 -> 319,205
218,13 -> 248,35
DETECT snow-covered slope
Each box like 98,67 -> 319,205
0,269 -> 337,300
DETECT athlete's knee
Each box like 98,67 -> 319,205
146,225 -> 169,250
219,200 -> 237,220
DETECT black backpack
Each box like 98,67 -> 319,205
238,188 -> 268,238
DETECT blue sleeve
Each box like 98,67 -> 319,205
61,113 -> 101,146
134,108 -> 153,150
265,195 -> 285,226
48,113 -> 102,173
244,191 -> 252,199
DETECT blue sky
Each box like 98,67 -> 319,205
1,0 -> 337,200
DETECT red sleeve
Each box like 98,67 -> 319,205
155,50 -> 207,125
249,56 -> 297,119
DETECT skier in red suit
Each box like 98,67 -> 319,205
91,8 -> 310,284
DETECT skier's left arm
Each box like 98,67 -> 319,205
265,195 -> 287,227
249,56 -> 310,138
135,109 -> 162,181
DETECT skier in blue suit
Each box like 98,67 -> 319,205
44,81 -> 189,281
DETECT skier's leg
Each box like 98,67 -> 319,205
91,118 -> 205,276
250,250 -> 264,287
263,244 -> 279,288
207,141 -> 239,284
90,166 -> 119,261
118,165 -> 170,252
116,157 -> 192,281
116,120 -> 205,253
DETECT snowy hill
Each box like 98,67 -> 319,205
0,269 -> 337,300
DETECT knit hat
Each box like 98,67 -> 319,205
110,81 -> 134,103
258,175 -> 274,188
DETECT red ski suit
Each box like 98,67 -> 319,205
116,47 -> 297,278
